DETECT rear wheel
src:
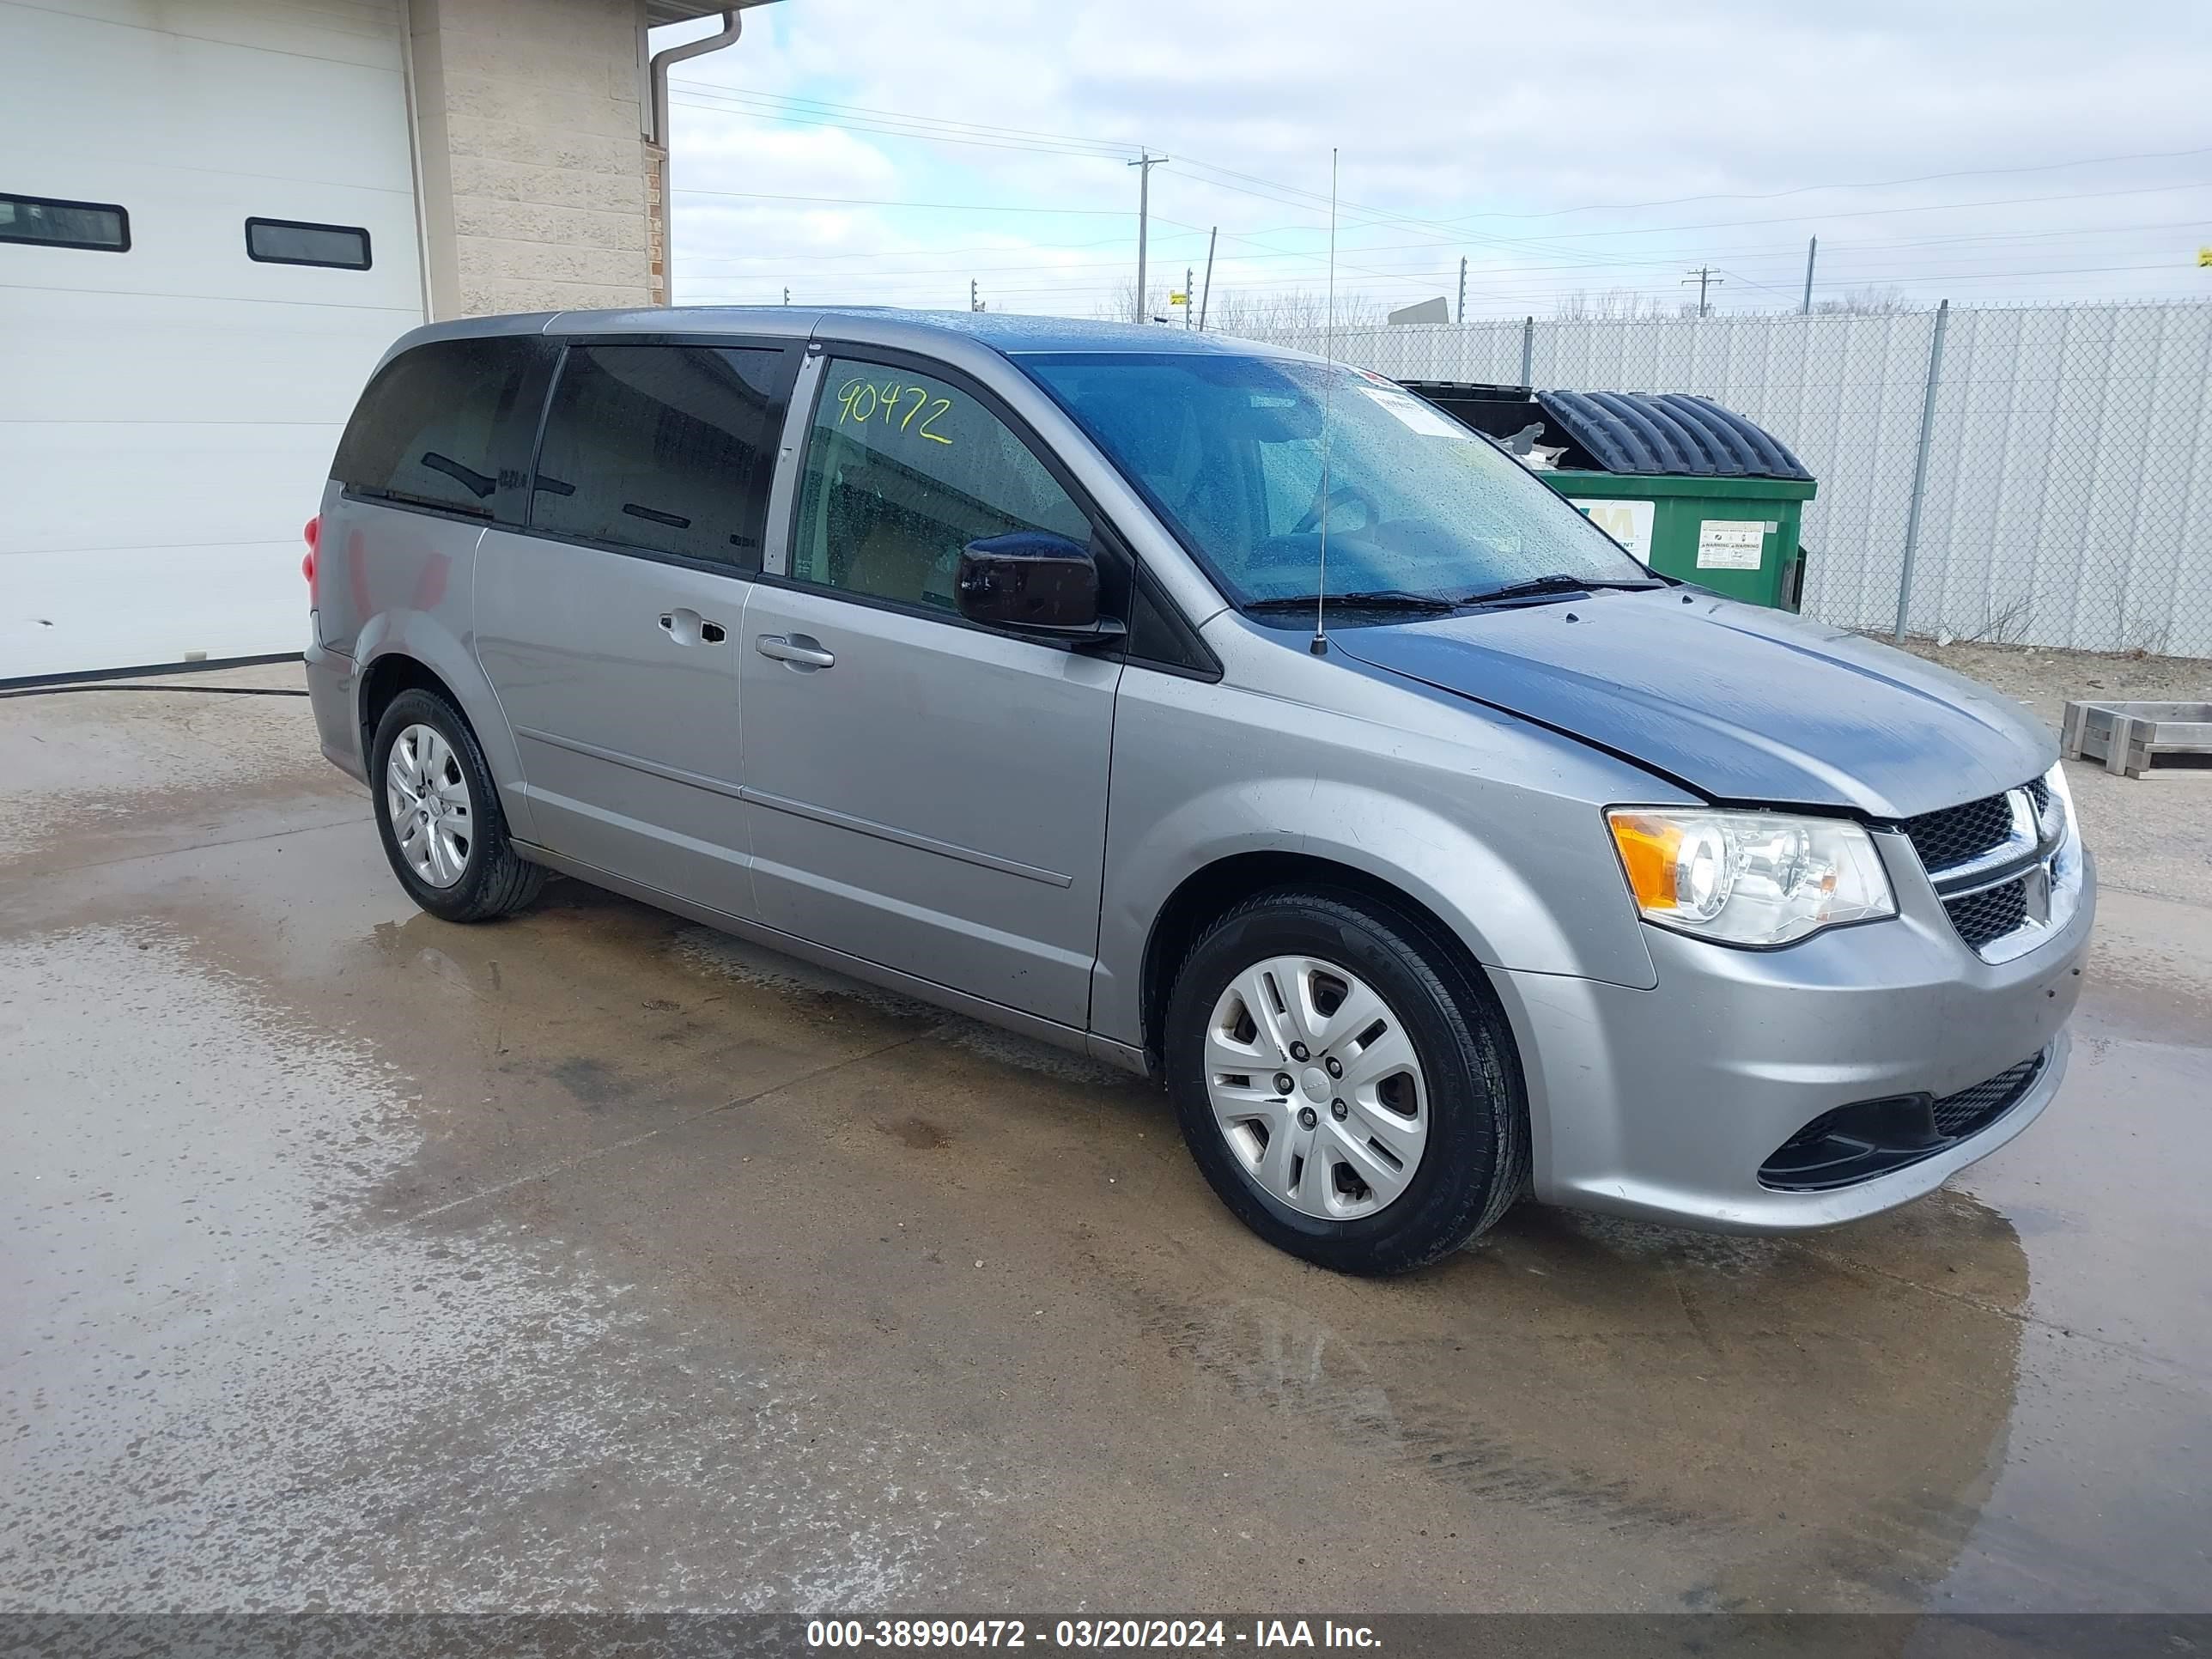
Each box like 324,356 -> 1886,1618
370,688 -> 544,922
1164,888 -> 1527,1274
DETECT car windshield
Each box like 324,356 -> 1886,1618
1020,351 -> 1656,610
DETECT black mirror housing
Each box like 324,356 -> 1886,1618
955,532 -> 1109,635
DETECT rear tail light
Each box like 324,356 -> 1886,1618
302,515 -> 319,603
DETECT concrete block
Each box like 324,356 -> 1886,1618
459,234 -> 645,288
453,194 -> 647,252
447,113 -> 642,176
448,153 -> 644,215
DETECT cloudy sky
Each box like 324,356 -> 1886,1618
663,0 -> 2212,321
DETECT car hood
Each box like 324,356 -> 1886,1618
1332,589 -> 2053,819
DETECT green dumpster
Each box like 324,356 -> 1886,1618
1398,382 -> 1818,611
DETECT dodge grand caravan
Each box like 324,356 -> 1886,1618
305,308 -> 2093,1275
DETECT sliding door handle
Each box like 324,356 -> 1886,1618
756,633 -> 836,669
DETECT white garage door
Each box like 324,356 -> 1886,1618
0,0 -> 424,681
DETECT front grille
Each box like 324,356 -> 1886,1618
1900,791 -> 2014,873
1931,1054 -> 2045,1139
1899,779 -> 2057,957
1946,878 -> 2029,950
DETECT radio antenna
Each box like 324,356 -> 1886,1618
1310,146 -> 1339,657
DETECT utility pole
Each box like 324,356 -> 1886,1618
1128,149 -> 1169,323
1183,265 -> 1194,328
970,278 -> 981,313
1801,237 -> 1818,315
1457,256 -> 1468,324
1682,265 -> 1723,318
1197,226 -> 1217,331
782,287 -> 790,305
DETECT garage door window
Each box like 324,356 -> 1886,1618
531,344 -> 791,571
333,338 -> 547,521
0,193 -> 129,252
246,216 -> 370,270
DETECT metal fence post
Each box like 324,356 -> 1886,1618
1520,315 -> 1535,386
1893,298 -> 1951,642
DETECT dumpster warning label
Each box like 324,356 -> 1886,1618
1577,499 -> 1654,562
1697,520 -> 1767,570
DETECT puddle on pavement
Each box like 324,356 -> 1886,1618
371,895 -> 2046,1610
0,924 -> 992,1610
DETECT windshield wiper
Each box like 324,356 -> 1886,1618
1244,590 -> 1460,614
1456,574 -> 1663,605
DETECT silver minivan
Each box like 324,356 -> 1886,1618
305,307 -> 2094,1274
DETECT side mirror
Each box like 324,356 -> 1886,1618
955,532 -> 1123,641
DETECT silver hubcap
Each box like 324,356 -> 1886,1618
386,723 -> 472,890
1203,955 -> 1429,1221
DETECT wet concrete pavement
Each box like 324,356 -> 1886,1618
3,667 -> 2208,1613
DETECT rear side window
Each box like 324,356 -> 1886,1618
530,344 -> 790,570
333,337 -> 548,521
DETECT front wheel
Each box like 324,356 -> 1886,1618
1164,888 -> 1528,1275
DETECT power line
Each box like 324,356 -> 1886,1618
684,260 -> 2199,313
1424,143 -> 2212,222
668,82 -> 2212,292
673,185 -> 1137,216
678,219 -> 2212,282
669,78 -> 1139,157
680,82 -> 2212,227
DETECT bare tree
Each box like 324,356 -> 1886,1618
1812,284 -> 1915,316
1203,288 -> 1385,337
1096,278 -> 1177,324
1553,289 -> 1678,321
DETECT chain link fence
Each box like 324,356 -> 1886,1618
1233,301 -> 2212,659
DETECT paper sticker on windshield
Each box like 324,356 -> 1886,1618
1696,520 -> 1767,570
1357,385 -> 1478,441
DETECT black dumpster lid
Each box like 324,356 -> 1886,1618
1532,390 -> 1812,480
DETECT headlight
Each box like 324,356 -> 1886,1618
2041,759 -> 2076,842
1606,807 -> 1897,947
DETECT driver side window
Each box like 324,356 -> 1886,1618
790,359 -> 1091,612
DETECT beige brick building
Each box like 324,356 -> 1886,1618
408,0 -> 755,316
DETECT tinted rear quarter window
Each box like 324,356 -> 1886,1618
530,343 -> 791,570
333,337 -> 550,521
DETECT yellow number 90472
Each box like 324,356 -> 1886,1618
834,378 -> 954,445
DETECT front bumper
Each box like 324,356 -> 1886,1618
1493,832 -> 2096,1233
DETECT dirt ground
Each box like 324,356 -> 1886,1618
1897,637 -> 2209,719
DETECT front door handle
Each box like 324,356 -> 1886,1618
756,633 -> 836,669
658,608 -> 725,647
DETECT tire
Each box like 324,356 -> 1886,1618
369,687 -> 545,923
1164,887 -> 1528,1275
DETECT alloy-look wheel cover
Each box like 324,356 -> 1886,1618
386,723 -> 474,890
1203,954 -> 1430,1221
